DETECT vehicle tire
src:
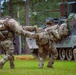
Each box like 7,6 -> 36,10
66,48 -> 73,60
59,49 -> 66,60
73,48 -> 76,61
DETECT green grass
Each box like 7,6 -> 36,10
0,55 -> 76,75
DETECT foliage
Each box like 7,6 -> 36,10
2,1 -> 9,16
29,0 -> 61,26
1,0 -> 61,27
0,55 -> 76,75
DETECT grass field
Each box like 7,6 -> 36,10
0,55 -> 76,75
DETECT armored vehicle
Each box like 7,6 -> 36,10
26,1 -> 76,60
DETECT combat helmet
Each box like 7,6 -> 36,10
45,17 -> 54,25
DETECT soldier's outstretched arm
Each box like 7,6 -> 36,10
22,25 -> 38,32
23,30 -> 39,39
3,18 -> 39,39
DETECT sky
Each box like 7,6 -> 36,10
1,0 -> 8,5
1,0 -> 4,5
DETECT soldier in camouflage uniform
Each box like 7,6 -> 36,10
36,18 -> 59,68
0,16 -> 69,69
0,21 -> 15,69
0,17 -> 37,69
22,18 -> 60,68
23,18 -> 69,68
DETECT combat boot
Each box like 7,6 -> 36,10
0,62 -> 4,69
47,61 -> 54,68
10,63 -> 15,69
10,66 -> 15,69
47,65 -> 54,68
9,56 -> 15,69
38,61 -> 44,68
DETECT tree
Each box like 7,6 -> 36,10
9,0 -> 13,17
25,0 -> 29,26
25,0 -> 30,54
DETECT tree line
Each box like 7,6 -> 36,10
1,0 -> 62,26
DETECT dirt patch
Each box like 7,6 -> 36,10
16,56 -> 36,60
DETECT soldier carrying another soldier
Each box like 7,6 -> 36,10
0,16 -> 37,69
0,16 -> 69,69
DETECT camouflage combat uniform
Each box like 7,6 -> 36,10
0,26 -> 15,69
22,18 -> 59,68
0,17 -> 69,69
0,17 -> 37,69
36,31 -> 58,68
23,18 -> 69,68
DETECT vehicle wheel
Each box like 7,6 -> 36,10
66,49 -> 73,60
59,49 -> 66,60
73,48 -> 76,61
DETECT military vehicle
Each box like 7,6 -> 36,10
26,1 -> 76,60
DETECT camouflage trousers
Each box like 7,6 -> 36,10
38,41 -> 58,68
0,39 -> 14,69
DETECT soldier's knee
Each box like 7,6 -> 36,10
9,55 -> 14,60
7,50 -> 14,55
53,52 -> 58,60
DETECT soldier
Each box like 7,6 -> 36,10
0,23 -> 15,69
36,18 -> 59,68
23,18 -> 60,68
23,18 -> 69,68
0,17 -> 38,69
0,16 -> 69,69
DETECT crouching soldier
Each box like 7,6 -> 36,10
23,18 -> 69,68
